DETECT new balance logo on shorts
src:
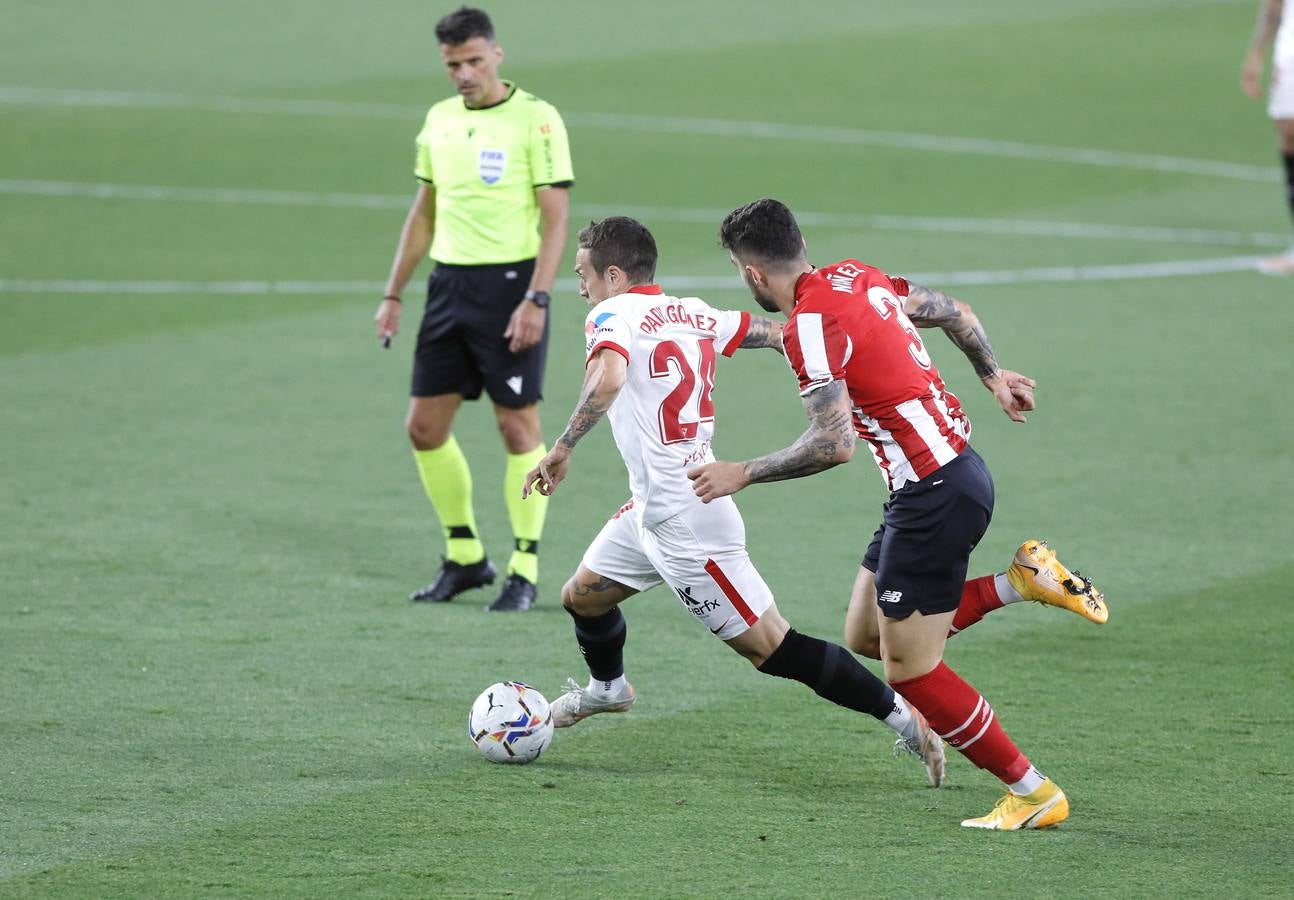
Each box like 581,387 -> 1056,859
879,589 -> 904,604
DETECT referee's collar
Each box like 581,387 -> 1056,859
464,80 -> 518,111
625,284 -> 664,295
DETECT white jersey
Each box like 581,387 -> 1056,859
1279,0 -> 1294,60
584,285 -> 751,526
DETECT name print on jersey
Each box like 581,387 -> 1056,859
638,304 -> 719,335
826,263 -> 866,293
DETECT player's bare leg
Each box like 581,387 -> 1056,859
730,601 -> 944,787
550,566 -> 638,727
489,402 -> 548,611
1260,118 -> 1294,275
880,609 -> 1068,829
407,394 -> 499,602
844,566 -> 882,659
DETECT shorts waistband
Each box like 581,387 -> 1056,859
433,259 -> 536,272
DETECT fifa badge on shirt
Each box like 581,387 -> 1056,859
478,148 -> 506,185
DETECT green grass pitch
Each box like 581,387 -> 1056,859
3,0 -> 1293,896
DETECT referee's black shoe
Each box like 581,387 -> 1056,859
410,557 -> 497,603
486,575 -> 536,612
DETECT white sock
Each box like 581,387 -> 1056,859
1008,765 -> 1046,796
994,571 -> 1025,605
586,674 -> 627,700
884,695 -> 920,741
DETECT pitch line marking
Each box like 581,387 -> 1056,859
1,178 -> 1287,249
0,257 -> 1265,297
0,86 -> 1280,183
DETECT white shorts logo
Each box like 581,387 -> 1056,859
878,589 -> 903,604
506,375 -> 523,394
478,149 -> 506,184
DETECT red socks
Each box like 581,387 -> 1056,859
949,575 -> 1003,635
890,661 -> 1031,785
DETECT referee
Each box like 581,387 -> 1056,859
375,6 -> 573,612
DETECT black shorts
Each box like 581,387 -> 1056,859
411,259 -> 547,407
862,447 -> 995,620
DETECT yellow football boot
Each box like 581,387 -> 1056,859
961,779 -> 1069,830
1007,540 -> 1108,624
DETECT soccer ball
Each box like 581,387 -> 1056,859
467,681 -> 554,764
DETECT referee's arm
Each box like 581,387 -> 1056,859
376,183 -> 436,344
505,185 -> 570,352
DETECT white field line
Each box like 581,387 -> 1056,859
0,257 -> 1264,297
0,86 -> 1281,183
2,178 -> 1288,249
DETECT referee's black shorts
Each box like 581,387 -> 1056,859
411,259 -> 547,408
862,446 -> 995,620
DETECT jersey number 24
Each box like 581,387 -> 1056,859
650,339 -> 716,444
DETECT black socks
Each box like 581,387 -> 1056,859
757,628 -> 896,720
567,606 -> 627,682
1284,153 -> 1294,224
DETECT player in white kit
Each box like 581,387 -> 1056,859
1242,0 -> 1294,273
522,217 -> 945,784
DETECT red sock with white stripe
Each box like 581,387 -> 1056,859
890,661 -> 1041,791
948,573 -> 1023,636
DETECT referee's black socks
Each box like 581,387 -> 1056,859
757,628 -> 897,721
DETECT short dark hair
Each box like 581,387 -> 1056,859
578,217 -> 658,283
718,198 -> 805,267
435,6 -> 495,45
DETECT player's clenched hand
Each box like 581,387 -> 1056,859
983,369 -> 1036,423
504,300 -> 547,353
687,461 -> 749,503
522,446 -> 571,498
375,298 -> 401,348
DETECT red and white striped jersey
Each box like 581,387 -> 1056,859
783,260 -> 971,492
584,285 -> 751,526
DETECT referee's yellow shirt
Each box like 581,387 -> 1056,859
415,82 -> 574,266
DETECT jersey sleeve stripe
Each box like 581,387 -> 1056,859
704,559 -> 759,626
586,340 -> 630,366
794,312 -> 835,394
719,311 -> 751,357
534,180 -> 574,189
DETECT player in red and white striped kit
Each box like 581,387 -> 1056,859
690,199 -> 1107,830
522,216 -> 947,785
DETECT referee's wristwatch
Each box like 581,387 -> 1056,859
524,289 -> 551,309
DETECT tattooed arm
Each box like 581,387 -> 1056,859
688,380 -> 855,502
903,281 -> 1037,423
1243,0 -> 1283,100
738,315 -> 785,354
522,349 -> 628,498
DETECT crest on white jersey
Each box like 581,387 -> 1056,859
478,148 -> 506,185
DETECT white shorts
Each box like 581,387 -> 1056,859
581,497 -> 775,641
1270,55 -> 1294,119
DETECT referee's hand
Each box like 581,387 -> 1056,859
375,297 -> 402,348
504,299 -> 547,353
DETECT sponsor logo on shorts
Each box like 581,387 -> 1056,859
506,375 -> 523,394
675,585 -> 720,616
878,589 -> 904,604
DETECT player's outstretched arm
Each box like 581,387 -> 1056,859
739,316 -> 785,354
522,349 -> 628,498
689,380 -> 854,502
903,282 -> 1036,423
